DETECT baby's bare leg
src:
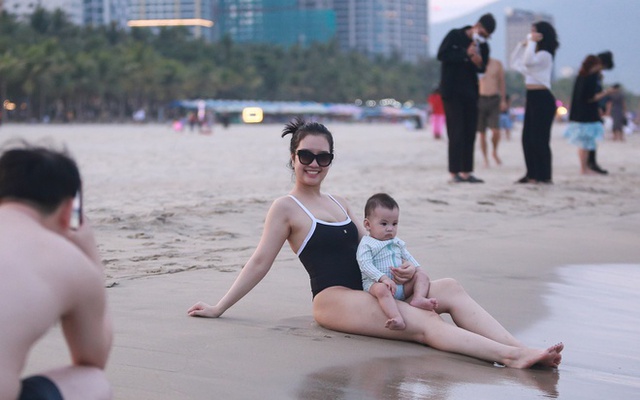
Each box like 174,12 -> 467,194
406,269 -> 437,310
370,283 -> 406,330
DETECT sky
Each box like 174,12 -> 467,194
430,0 -> 499,23
428,0 -> 640,94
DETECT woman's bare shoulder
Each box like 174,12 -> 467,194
328,194 -> 352,208
270,194 -> 296,210
266,195 -> 300,220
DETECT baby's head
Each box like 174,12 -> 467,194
363,193 -> 400,241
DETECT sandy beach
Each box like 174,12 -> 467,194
5,121 -> 639,399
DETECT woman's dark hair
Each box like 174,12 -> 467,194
281,117 -> 334,169
364,193 -> 399,218
0,142 -> 81,214
578,54 -> 600,77
533,21 -> 559,57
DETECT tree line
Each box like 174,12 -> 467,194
2,8 -> 632,124
0,8 -> 443,123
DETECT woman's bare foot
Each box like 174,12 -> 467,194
385,317 -> 406,330
410,297 -> 439,311
507,343 -> 564,369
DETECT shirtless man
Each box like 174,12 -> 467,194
477,58 -> 507,166
0,144 -> 113,400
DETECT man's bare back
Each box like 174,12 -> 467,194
0,144 -> 112,399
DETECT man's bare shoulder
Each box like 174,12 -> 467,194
0,213 -> 103,303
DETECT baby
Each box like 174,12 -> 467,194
357,193 -> 438,330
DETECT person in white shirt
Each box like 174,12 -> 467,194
510,21 -> 559,184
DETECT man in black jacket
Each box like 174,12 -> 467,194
437,13 -> 495,183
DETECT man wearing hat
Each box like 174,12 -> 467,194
437,13 -> 496,183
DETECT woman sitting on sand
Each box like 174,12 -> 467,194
188,118 -> 563,369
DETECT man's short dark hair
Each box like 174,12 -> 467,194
478,13 -> 496,35
597,51 -> 614,70
364,193 -> 399,218
0,142 -> 81,214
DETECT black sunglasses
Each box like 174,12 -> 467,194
296,149 -> 334,167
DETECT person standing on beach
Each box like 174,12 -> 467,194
585,51 -> 615,173
607,83 -> 627,142
563,55 -> 615,175
188,118 -> 564,369
437,13 -> 496,183
510,21 -> 559,184
357,193 -> 437,331
476,58 -> 507,167
0,143 -> 113,400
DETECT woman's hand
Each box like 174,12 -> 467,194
391,262 -> 416,284
529,32 -> 543,42
187,302 -> 224,318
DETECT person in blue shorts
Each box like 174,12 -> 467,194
564,55 -> 614,174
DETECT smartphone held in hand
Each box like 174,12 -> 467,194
70,190 -> 82,230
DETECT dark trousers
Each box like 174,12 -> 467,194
443,96 -> 478,174
522,89 -> 556,181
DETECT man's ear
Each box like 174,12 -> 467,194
56,198 -> 74,231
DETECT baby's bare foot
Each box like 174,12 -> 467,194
410,297 -> 438,311
385,317 -> 406,330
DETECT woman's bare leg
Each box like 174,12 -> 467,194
428,278 -> 523,347
579,149 -> 595,174
313,287 -> 563,368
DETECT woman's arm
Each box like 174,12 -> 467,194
188,198 -> 291,318
522,40 -> 551,69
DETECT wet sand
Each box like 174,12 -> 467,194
5,121 -> 639,399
